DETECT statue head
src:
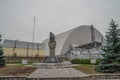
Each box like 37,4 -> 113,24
50,32 -> 55,42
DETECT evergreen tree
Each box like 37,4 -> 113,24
0,35 -> 5,67
96,19 -> 120,73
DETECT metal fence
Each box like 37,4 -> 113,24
5,56 -> 68,63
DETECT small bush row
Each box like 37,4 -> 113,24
96,59 -> 101,65
71,59 -> 101,64
71,59 -> 90,64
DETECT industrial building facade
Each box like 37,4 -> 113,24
2,39 -> 45,57
2,25 -> 104,60
42,25 -> 104,59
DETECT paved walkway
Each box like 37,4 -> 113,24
28,68 -> 87,78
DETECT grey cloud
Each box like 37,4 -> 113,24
0,0 -> 120,42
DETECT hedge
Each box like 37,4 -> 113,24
71,59 -> 90,64
95,59 -> 101,65
71,59 -> 101,64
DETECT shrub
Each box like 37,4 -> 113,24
71,59 -> 90,64
95,59 -> 101,65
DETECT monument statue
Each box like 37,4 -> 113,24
48,32 -> 56,56
44,32 -> 60,63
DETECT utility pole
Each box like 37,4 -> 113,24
13,40 -> 18,56
37,43 -> 39,54
91,25 -> 96,76
26,43 -> 29,58
0,35 -> 2,48
0,35 -> 1,40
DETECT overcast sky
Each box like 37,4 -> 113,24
0,0 -> 120,43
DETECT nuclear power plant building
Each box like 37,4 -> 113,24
42,25 -> 104,59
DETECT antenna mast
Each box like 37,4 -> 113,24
32,16 -> 36,54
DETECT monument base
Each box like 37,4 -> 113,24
44,56 -> 60,63
32,61 -> 73,68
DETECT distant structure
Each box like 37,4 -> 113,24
42,25 -> 104,60
2,39 -> 45,57
2,25 -> 104,60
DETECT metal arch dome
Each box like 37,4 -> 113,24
42,25 -> 103,56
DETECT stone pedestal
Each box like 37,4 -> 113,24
44,56 -> 60,63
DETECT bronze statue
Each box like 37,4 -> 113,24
48,32 -> 56,56
44,32 -> 60,63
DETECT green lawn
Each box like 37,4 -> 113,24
0,63 -> 103,76
72,64 -> 102,74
